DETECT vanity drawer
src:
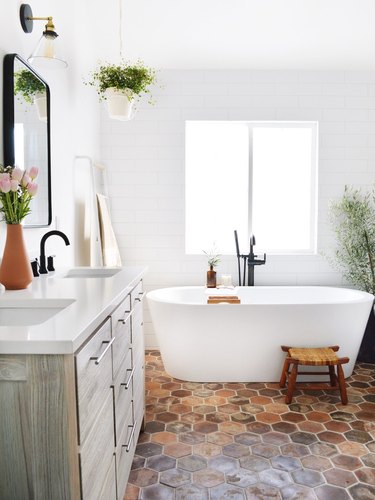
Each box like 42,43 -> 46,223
133,362 -> 145,423
116,403 -> 137,498
112,295 -> 132,379
75,318 -> 113,445
132,312 -> 144,368
98,455 -> 117,500
80,391 -> 115,500
130,280 -> 144,309
113,348 -> 134,443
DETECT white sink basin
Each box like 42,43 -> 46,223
0,298 -> 75,326
64,267 -> 121,278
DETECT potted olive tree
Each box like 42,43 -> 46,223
14,69 -> 47,121
328,185 -> 375,362
86,60 -> 157,121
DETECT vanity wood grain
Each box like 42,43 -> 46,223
0,277 -> 145,500
0,355 -> 80,499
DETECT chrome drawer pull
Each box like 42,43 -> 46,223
118,309 -> 134,324
135,291 -> 144,303
123,421 -> 137,452
121,365 -> 135,390
90,337 -> 115,365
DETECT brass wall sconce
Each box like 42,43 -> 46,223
20,3 -> 67,69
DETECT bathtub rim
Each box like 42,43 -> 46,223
146,285 -> 374,307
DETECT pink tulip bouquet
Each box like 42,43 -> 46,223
0,164 -> 38,224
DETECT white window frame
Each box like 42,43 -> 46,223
185,120 -> 318,255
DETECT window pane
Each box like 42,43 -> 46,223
252,125 -> 316,253
185,121 -> 249,254
185,121 -> 317,255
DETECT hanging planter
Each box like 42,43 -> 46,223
34,91 -> 47,122
104,87 -> 134,121
85,60 -> 157,121
14,69 -> 47,122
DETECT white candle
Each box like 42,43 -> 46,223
221,274 -> 232,286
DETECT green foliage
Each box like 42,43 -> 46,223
329,185 -> 375,295
86,60 -> 157,103
203,245 -> 221,268
14,70 -> 45,104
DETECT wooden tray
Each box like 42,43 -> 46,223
207,296 -> 240,304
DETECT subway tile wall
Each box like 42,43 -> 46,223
100,70 -> 375,348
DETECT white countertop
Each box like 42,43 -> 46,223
0,266 -> 146,355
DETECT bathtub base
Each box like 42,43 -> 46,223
147,286 -> 374,383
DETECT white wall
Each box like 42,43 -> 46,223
0,0 -> 100,263
100,69 -> 375,348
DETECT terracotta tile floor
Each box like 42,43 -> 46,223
125,351 -> 375,499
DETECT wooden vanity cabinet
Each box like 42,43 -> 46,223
0,279 -> 145,500
114,281 -> 145,498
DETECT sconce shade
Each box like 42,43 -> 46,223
28,34 -> 68,69
20,3 -> 68,69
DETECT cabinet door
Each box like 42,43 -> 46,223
113,347 -> 134,443
75,318 -> 113,444
133,362 -> 145,435
116,403 -> 137,499
131,281 -> 145,433
80,391 -> 115,500
112,295 -> 132,379
131,281 -> 144,367
98,455 -> 117,500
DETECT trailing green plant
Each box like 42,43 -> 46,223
328,185 -> 375,295
86,60 -> 157,103
203,245 -> 221,268
14,70 -> 45,104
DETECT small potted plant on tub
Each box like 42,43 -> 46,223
86,60 -> 157,121
204,245 -> 221,288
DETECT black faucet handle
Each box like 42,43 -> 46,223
47,255 -> 56,272
30,258 -> 39,277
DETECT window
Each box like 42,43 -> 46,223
185,121 -> 318,255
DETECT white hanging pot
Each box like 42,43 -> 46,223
34,92 -> 47,122
104,87 -> 134,121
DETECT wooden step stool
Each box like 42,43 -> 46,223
279,345 -> 349,405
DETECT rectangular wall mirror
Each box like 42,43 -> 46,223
3,53 -> 52,227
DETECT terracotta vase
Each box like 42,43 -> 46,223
0,224 -> 33,290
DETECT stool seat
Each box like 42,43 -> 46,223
279,345 -> 349,405
288,347 -> 339,365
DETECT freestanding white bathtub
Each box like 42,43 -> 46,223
147,286 -> 374,382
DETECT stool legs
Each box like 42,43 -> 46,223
279,358 -> 291,388
285,363 -> 298,404
329,365 -> 336,387
337,364 -> 348,405
279,361 -> 349,405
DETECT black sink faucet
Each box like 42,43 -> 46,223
39,230 -> 70,274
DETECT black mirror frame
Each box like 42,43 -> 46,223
3,53 -> 52,227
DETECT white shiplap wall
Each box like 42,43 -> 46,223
100,70 -> 375,348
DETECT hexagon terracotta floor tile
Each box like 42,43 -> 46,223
125,351 -> 375,499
